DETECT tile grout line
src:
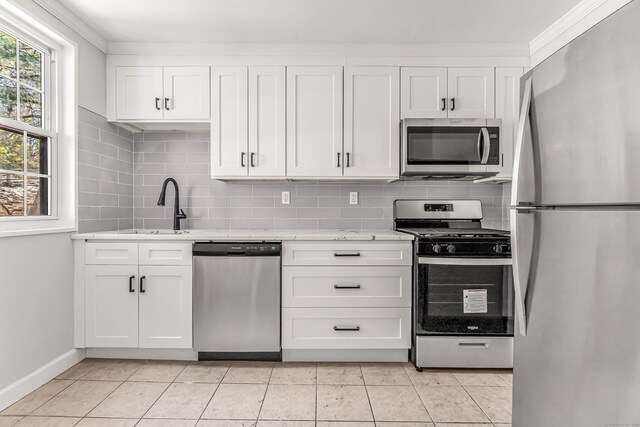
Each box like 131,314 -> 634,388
359,363 -> 377,424
196,360 -> 231,422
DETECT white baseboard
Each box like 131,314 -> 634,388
282,349 -> 409,362
0,348 -> 86,411
86,348 -> 198,361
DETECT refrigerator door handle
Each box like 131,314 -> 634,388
480,127 -> 491,164
511,77 -> 534,207
511,206 -> 537,337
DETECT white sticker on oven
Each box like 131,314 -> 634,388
463,289 -> 488,314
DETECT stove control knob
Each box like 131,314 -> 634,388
446,244 -> 456,254
432,244 -> 442,253
493,244 -> 503,254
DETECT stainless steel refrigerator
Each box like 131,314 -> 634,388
511,2 -> 640,426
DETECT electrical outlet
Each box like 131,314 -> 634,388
350,192 -> 358,205
281,191 -> 290,205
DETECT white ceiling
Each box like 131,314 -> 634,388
50,0 -> 581,45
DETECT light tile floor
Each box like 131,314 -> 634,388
0,360 -> 513,427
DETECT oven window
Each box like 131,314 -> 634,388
407,127 -> 482,164
416,262 -> 514,335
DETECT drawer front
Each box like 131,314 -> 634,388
139,242 -> 193,266
86,243 -> 138,265
416,336 -> 514,369
282,266 -> 411,308
282,307 -> 411,349
282,242 -> 412,266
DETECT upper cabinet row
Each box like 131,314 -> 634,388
112,65 -> 519,180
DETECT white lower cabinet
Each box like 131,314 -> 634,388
282,241 -> 412,353
84,242 -> 193,349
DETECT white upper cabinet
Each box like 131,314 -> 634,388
401,67 -> 495,119
494,67 -> 524,178
116,67 -> 163,120
210,67 -> 249,177
248,67 -> 286,177
115,66 -> 210,121
287,66 -> 343,178
401,67 -> 447,119
344,66 -> 400,178
163,67 -> 210,120
447,68 -> 495,118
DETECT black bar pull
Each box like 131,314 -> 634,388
129,275 -> 135,293
334,252 -> 361,257
164,97 -> 170,110
334,284 -> 361,289
450,97 -> 456,111
334,326 -> 361,332
240,152 -> 246,167
250,152 -> 256,167
441,97 -> 446,111
155,97 -> 161,110
139,276 -> 146,293
346,152 -> 350,167
337,152 -> 341,167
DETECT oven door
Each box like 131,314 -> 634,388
416,257 -> 514,336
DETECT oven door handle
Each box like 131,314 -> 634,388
418,257 -> 512,266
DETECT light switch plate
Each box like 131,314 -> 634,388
281,191 -> 290,205
350,192 -> 358,205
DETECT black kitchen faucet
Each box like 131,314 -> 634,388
157,177 -> 187,231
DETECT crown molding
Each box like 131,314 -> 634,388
529,0 -> 632,67
32,0 -> 107,52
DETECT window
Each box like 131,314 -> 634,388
0,27 -> 53,218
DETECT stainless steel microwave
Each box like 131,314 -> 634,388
401,118 -> 502,179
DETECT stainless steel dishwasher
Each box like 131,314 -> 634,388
193,242 -> 281,360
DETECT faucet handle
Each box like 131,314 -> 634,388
177,209 -> 187,219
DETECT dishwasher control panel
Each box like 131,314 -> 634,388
193,242 -> 281,256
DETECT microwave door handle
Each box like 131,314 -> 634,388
480,128 -> 490,164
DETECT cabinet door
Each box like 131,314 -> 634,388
287,66 -> 343,177
211,67 -> 248,177
116,67 -> 163,120
344,66 -> 399,178
85,265 -> 138,347
138,265 -> 192,349
400,67 -> 447,118
447,68 -> 495,118
495,67 -> 524,178
248,67 -> 286,177
163,67 -> 210,120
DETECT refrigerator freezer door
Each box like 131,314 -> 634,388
527,1 -> 640,206
513,209 -> 640,426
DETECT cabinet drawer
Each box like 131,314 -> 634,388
282,242 -> 412,266
282,307 -> 411,350
282,266 -> 411,308
416,336 -> 513,368
139,243 -> 192,266
86,243 -> 138,265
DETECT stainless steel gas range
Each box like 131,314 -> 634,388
394,199 -> 514,370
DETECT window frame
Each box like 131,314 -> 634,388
0,2 -> 77,237
0,22 -> 57,221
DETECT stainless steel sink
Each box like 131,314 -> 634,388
120,229 -> 191,235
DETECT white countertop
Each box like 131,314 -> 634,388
71,228 -> 414,241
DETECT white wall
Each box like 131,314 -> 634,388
0,233 -> 75,390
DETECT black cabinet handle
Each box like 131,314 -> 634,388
346,152 -> 350,167
450,98 -> 456,111
155,97 -> 161,110
164,97 -> 170,110
240,152 -> 246,167
441,97 -> 446,111
334,284 -> 361,289
250,152 -> 256,167
334,252 -> 361,257
334,326 -> 360,332
337,153 -> 341,168
139,276 -> 146,293
129,275 -> 135,293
